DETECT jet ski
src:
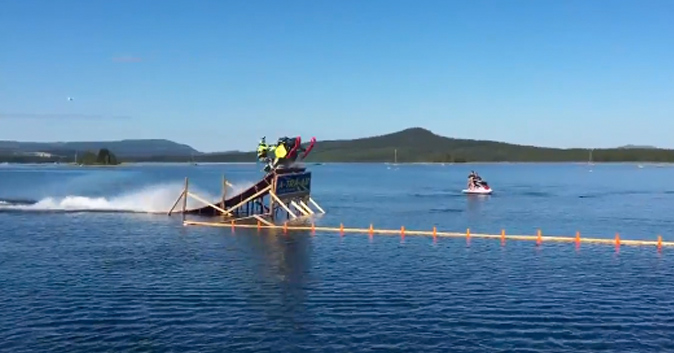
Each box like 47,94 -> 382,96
259,136 -> 317,173
462,179 -> 493,195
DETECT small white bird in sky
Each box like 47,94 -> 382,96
67,97 -> 73,101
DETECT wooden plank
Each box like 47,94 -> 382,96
222,185 -> 272,216
269,191 -> 297,219
290,200 -> 309,216
309,197 -> 325,213
297,200 -> 315,215
167,190 -> 185,216
253,214 -> 274,226
187,192 -> 232,216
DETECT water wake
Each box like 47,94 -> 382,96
0,182 -> 237,214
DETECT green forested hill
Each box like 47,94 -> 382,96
3,128 -> 673,163
188,127 -> 674,163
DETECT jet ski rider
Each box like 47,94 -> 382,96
256,137 -> 291,172
257,135 -> 312,173
256,137 -> 269,162
257,137 -> 278,172
468,170 -> 482,188
270,137 -> 289,169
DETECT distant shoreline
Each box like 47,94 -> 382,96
3,161 -> 672,167
4,127 -> 674,165
102,161 -> 671,165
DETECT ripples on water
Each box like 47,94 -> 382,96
2,164 -> 674,352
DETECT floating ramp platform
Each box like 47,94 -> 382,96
169,167 -> 325,225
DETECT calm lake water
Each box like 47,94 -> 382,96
1,162 -> 674,352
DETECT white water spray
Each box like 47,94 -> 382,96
229,181 -> 255,196
0,181 -> 255,213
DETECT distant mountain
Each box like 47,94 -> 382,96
618,144 -> 658,149
164,127 -> 674,163
0,139 -> 200,158
4,128 -> 674,164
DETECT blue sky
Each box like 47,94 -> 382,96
1,0 -> 672,152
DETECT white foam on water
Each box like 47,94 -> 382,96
0,181 -> 254,213
229,181 -> 255,196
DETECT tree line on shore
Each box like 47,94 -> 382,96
0,148 -> 120,165
4,146 -> 674,164
2,128 -> 673,164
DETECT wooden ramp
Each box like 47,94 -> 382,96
168,166 -> 324,223
183,167 -> 305,216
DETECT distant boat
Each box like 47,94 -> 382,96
386,148 -> 399,170
588,148 -> 594,165
588,148 -> 594,172
73,151 -> 82,166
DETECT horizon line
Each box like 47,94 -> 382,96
0,127 -> 663,152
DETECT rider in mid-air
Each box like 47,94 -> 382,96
256,136 -> 299,172
256,137 -> 268,161
256,137 -> 272,170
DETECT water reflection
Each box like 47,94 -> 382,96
465,194 -> 490,215
233,229 -> 313,330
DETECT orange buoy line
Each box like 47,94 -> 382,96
182,220 -> 672,248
